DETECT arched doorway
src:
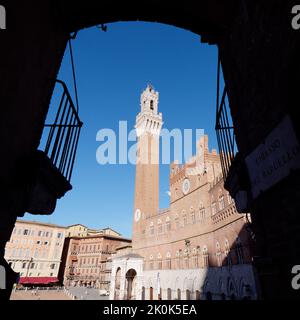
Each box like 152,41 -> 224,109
228,279 -> 236,301
141,286 -> 145,300
125,269 -> 137,300
114,267 -> 121,300
206,291 -> 212,300
149,287 -> 154,300
158,288 -> 162,300
186,289 -> 191,300
195,290 -> 201,300
167,288 -> 172,300
177,289 -> 181,300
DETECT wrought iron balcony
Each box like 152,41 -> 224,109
24,80 -> 83,215
215,55 -> 237,181
215,55 -> 251,213
44,80 -> 83,182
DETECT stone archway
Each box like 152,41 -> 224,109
186,289 -> 191,300
177,288 -> 181,300
0,0 -> 231,300
114,267 -> 122,300
125,269 -> 137,300
141,286 -> 146,300
167,288 -> 172,300
1,0 -> 298,302
227,278 -> 237,300
149,287 -> 154,300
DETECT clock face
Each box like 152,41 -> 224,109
135,209 -> 141,222
182,178 -> 191,195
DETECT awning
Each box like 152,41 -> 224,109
19,277 -> 59,284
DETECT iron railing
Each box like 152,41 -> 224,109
215,55 -> 237,180
44,80 -> 83,182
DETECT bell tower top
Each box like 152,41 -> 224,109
136,84 -> 163,137
140,84 -> 159,115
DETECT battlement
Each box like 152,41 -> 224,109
170,135 -> 220,185
209,173 -> 224,189
170,161 -> 194,185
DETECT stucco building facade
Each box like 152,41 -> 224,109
110,85 -> 258,300
5,220 -> 66,285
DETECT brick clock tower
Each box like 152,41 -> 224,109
132,85 -> 163,248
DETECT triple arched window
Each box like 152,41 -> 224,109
202,246 -> 209,267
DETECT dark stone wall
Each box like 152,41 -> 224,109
219,0 -> 300,299
0,0 -> 69,299
0,1 -> 69,184
0,0 -> 299,299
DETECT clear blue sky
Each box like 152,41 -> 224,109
22,22 -> 219,238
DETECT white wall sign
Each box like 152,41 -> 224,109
245,115 -> 300,199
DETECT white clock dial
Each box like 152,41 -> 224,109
135,209 -> 141,222
182,178 -> 191,195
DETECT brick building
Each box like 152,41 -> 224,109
61,231 -> 131,290
110,85 -> 257,300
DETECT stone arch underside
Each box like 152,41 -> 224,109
57,0 -> 235,44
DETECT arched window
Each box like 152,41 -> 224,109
216,242 -> 222,267
182,210 -> 187,226
149,222 -> 154,236
190,207 -> 196,224
192,248 -> 199,268
175,214 -> 180,229
150,100 -> 154,110
211,201 -> 217,216
166,252 -> 171,269
225,239 -> 232,268
219,194 -> 225,210
157,253 -> 162,269
176,250 -> 181,269
198,202 -> 205,222
235,238 -> 244,264
202,246 -> 209,267
166,217 -> 171,231
175,188 -> 179,197
157,219 -> 163,234
184,254 -> 189,269
149,255 -> 154,270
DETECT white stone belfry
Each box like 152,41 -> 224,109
135,84 -> 163,137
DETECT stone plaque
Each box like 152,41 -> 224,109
245,115 -> 300,199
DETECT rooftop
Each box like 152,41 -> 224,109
16,219 -> 67,229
